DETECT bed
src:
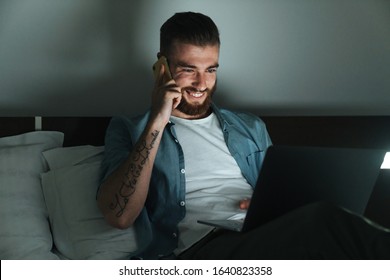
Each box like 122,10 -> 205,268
1,116 -> 389,260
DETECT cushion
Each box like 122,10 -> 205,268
0,131 -> 64,259
41,146 -> 138,259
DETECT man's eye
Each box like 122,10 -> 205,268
207,68 -> 217,73
183,68 -> 194,73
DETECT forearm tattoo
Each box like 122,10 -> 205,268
110,130 -> 160,217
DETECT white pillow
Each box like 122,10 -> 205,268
0,131 -> 64,260
41,146 -> 138,260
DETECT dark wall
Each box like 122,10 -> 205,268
262,116 -> 390,150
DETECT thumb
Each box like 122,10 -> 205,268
239,198 -> 251,210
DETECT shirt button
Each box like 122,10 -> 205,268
180,201 -> 186,207
180,169 -> 185,174
173,233 -> 177,238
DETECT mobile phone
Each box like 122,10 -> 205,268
152,56 -> 172,82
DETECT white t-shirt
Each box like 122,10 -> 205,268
170,113 -> 253,254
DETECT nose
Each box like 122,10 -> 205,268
192,72 -> 207,92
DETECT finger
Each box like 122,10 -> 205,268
172,95 -> 182,109
156,84 -> 181,103
239,198 -> 251,210
153,79 -> 178,102
161,64 -> 175,84
165,83 -> 181,93
154,64 -> 165,87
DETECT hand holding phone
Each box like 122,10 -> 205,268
152,56 -> 172,82
151,55 -> 181,121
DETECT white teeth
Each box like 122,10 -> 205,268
188,91 -> 203,98
185,89 -> 204,98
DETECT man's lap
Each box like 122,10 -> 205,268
180,202 -> 389,259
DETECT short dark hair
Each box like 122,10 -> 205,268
160,12 -> 220,56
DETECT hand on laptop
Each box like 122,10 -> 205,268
239,198 -> 251,210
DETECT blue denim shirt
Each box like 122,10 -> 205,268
100,103 -> 272,259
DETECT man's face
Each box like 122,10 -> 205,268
167,42 -> 219,118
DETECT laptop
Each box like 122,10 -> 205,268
198,145 -> 386,232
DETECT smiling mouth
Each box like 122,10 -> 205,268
190,92 -> 204,98
185,89 -> 206,98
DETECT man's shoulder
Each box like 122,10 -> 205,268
106,112 -> 151,141
216,106 -> 266,126
110,111 -> 151,127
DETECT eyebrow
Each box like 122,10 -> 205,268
176,61 -> 219,69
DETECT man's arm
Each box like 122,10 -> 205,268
97,64 -> 182,229
97,120 -> 164,229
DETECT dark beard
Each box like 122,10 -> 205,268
176,84 -> 216,117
